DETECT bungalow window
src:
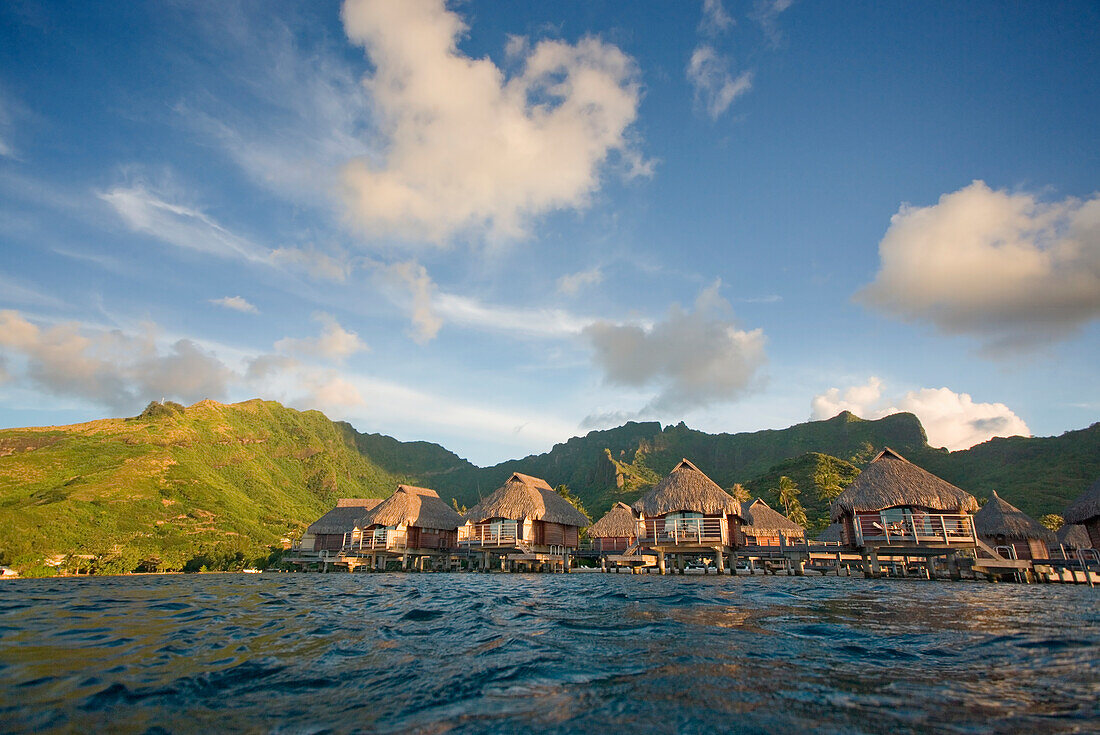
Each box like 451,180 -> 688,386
665,511 -> 704,535
489,519 -> 517,541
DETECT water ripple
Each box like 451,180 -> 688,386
0,573 -> 1097,733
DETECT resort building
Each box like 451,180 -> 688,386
632,459 -> 742,573
347,485 -> 464,570
299,498 -> 382,552
973,491 -> 1054,560
459,472 -> 590,570
830,448 -> 979,550
587,501 -> 639,553
1064,478 -> 1100,550
1056,523 -> 1092,551
817,523 -> 844,543
740,498 -> 805,547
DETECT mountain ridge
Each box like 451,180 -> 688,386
1,398 -> 1096,574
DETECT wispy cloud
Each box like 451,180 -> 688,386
687,46 -> 753,120
687,1 -> 752,120
100,183 -> 268,263
208,296 -> 259,314
557,267 -> 604,295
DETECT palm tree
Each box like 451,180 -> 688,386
729,483 -> 750,503
776,476 -> 800,515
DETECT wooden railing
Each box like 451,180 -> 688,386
853,512 -> 975,547
637,517 -> 727,545
458,521 -> 520,547
343,529 -> 408,551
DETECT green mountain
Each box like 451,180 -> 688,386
0,399 -> 404,575
1,398 -> 1096,575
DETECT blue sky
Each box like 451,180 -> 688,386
1,0 -> 1097,465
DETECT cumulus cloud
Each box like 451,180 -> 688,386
209,296 -> 259,314
857,181 -> 1100,353
557,267 -> 604,295
291,369 -> 366,414
101,184 -> 268,263
811,376 -> 1031,451
275,312 -> 367,362
0,310 -> 232,411
339,0 -> 647,244
583,282 -> 767,416
270,245 -> 355,282
687,46 -> 753,120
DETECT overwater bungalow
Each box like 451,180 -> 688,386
817,523 -> 844,543
459,472 -> 590,570
830,448 -> 979,552
632,459 -> 742,573
1064,477 -> 1100,550
347,485 -> 464,570
973,491 -> 1054,560
1055,523 -> 1092,551
740,498 -> 805,546
587,502 -> 639,553
299,498 -> 383,552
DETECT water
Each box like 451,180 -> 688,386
0,574 -> 1097,734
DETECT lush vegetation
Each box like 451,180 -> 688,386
1,398 -> 1095,575
0,400 -> 401,575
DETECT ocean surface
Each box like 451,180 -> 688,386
0,573 -> 1097,734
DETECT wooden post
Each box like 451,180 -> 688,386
676,554 -> 685,575
748,557 -> 756,575
563,550 -> 570,573
657,551 -> 666,575
869,550 -> 881,578
715,547 -> 725,573
729,552 -> 737,575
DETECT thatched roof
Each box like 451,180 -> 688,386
464,472 -> 590,527
741,498 -> 804,536
817,523 -> 844,542
587,502 -> 638,538
632,459 -> 741,517
973,491 -> 1055,542
307,498 -> 382,535
1056,523 -> 1092,549
830,448 -> 979,521
1064,477 -> 1100,525
357,485 -> 463,531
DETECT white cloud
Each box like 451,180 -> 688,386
810,376 -> 1031,451
699,0 -> 734,35
274,312 -> 367,362
0,310 -> 232,411
857,181 -> 1100,353
270,246 -> 354,282
435,293 -> 594,339
752,0 -> 794,46
339,0 -> 647,244
292,369 -> 366,414
379,261 -> 442,344
209,296 -> 259,314
557,267 -> 604,295
100,184 -> 268,263
686,45 -> 753,120
583,282 -> 767,416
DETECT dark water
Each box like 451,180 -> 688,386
1,574 -> 1098,734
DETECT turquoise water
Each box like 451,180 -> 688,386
1,574 -> 1097,734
